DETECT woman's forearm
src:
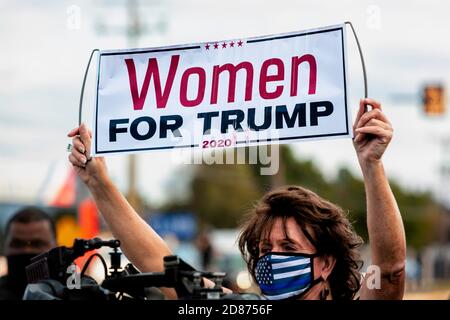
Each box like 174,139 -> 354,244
86,175 -> 178,298
67,125 -> 178,297
362,161 -> 406,274
87,175 -> 225,297
87,176 -> 173,272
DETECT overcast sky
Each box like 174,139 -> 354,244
1,0 -> 449,206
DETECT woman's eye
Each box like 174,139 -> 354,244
283,245 -> 296,251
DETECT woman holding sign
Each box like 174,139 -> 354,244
67,98 -> 405,300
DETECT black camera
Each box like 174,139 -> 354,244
23,237 -> 261,300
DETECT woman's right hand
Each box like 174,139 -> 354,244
67,123 -> 108,186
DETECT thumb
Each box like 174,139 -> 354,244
67,127 -> 80,137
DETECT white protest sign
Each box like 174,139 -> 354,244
92,24 -> 351,156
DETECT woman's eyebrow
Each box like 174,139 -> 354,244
280,238 -> 305,248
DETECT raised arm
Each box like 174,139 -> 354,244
68,124 -> 177,298
353,99 -> 406,300
67,124 -> 230,298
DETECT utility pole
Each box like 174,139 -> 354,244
270,145 -> 285,188
95,0 -> 168,214
126,0 -> 141,213
438,137 -> 450,244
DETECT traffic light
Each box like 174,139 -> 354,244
423,84 -> 446,115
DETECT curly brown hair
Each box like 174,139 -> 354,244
238,185 -> 364,300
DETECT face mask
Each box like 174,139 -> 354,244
6,253 -> 37,293
255,252 -> 322,300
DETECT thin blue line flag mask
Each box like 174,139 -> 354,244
255,252 -> 321,300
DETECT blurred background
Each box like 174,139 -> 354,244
0,0 -> 449,299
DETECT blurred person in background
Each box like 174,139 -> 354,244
0,207 -> 57,300
195,228 -> 214,271
68,98 -> 406,300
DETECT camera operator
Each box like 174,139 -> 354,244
0,207 -> 57,300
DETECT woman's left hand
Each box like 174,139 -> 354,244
353,98 -> 393,169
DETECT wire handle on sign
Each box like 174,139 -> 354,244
345,22 -> 368,111
78,49 -> 99,126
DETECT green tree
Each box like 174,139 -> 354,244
190,162 -> 261,228
158,145 -> 442,248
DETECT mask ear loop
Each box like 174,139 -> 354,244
78,49 -> 100,126
345,21 -> 369,112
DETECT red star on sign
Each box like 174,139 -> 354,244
237,40 -> 243,47
213,42 -> 219,49
205,43 -> 210,50
229,41 -> 235,47
222,42 -> 227,48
